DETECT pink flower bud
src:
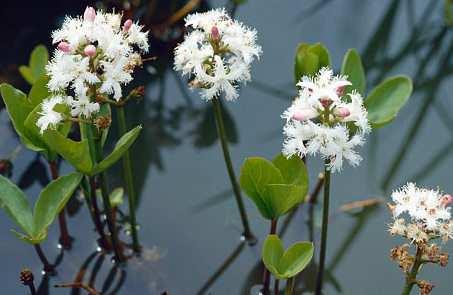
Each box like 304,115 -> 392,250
336,86 -> 346,96
292,109 -> 317,121
84,45 -> 97,57
441,194 -> 453,207
123,19 -> 133,32
84,6 -> 96,22
336,107 -> 350,118
57,41 -> 71,53
211,26 -> 220,41
320,97 -> 332,108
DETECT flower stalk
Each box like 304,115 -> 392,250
116,106 -> 141,253
401,245 -> 423,295
315,161 -> 331,295
212,97 -> 255,244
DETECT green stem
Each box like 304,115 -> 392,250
401,245 -> 423,295
116,106 -> 141,253
211,98 -> 255,244
93,137 -> 124,263
315,161 -> 331,295
262,219 -> 278,294
284,277 -> 295,295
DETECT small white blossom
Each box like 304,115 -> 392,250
37,96 -> 65,133
282,67 -> 370,172
38,6 -> 149,132
174,8 -> 261,101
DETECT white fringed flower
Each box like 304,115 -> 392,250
282,67 -> 370,172
174,8 -> 261,101
388,183 -> 453,243
38,6 -> 149,132
37,96 -> 65,133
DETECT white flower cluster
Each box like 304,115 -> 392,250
282,67 -> 370,172
37,6 -> 149,133
174,8 -> 261,101
388,183 -> 453,243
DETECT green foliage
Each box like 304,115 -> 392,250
445,0 -> 453,26
109,187 -> 124,208
294,42 -> 331,83
262,235 -> 314,279
0,172 -> 82,244
341,49 -> 366,95
364,75 -> 413,128
239,154 -> 308,219
19,45 -> 49,85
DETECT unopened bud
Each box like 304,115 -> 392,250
84,6 -> 96,22
441,194 -> 453,207
417,280 -> 434,295
0,159 -> 13,177
130,86 -> 145,99
211,26 -> 220,42
335,107 -> 350,118
123,19 -> 133,32
57,41 -> 71,53
439,253 -> 449,267
19,268 -> 34,286
320,96 -> 332,108
84,45 -> 96,57
95,116 -> 112,130
336,86 -> 346,96
292,109 -> 316,121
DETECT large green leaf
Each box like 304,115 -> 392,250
262,235 -> 284,277
19,45 -> 49,85
32,172 -> 82,241
341,49 -> 366,95
239,157 -> 284,219
263,184 -> 304,218
272,153 -> 309,188
279,241 -> 314,278
0,175 -> 34,236
262,235 -> 314,279
91,125 -> 142,175
365,75 -> 413,128
43,130 -> 94,174
294,43 -> 331,83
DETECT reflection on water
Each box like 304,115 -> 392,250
0,0 -> 452,294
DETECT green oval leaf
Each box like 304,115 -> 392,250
272,153 -> 309,188
262,234 -> 284,278
294,43 -> 331,83
32,172 -> 82,241
91,125 -> 142,175
263,184 -> 304,218
341,49 -> 366,95
0,175 -> 33,236
279,241 -> 314,278
365,75 -> 413,128
28,76 -> 50,107
239,157 -> 284,219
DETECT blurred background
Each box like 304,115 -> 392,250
0,0 -> 452,294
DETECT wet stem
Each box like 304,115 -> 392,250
211,98 -> 255,244
33,244 -> 54,274
284,277 -> 295,295
48,160 -> 72,250
401,245 -> 423,295
262,219 -> 278,295
315,160 -> 331,295
116,106 -> 141,253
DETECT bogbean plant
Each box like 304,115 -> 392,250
0,6 -> 148,269
0,5 -> 450,295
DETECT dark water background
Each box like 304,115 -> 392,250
0,0 -> 452,294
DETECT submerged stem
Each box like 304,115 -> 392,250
401,245 -> 423,295
315,161 -> 331,295
211,98 -> 255,244
116,106 -> 141,253
49,160 -> 72,250
33,245 -> 54,275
